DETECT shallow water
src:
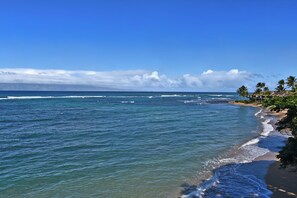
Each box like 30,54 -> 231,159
0,91 -> 265,197
184,110 -> 288,198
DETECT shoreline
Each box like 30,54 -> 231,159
182,102 -> 290,197
232,101 -> 297,198
263,110 -> 297,197
228,101 -> 262,108
266,161 -> 297,197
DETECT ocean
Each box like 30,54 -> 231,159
0,91 -> 287,197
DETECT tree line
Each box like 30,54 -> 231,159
236,75 -> 297,168
237,76 -> 296,99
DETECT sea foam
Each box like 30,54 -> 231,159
240,138 -> 260,148
254,109 -> 262,116
0,95 -> 106,100
160,94 -> 186,97
121,101 -> 135,104
183,109 -> 275,198
261,119 -> 274,136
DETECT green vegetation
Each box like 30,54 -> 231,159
237,85 -> 249,98
237,76 -> 297,168
286,76 -> 296,92
234,100 -> 251,104
276,79 -> 285,93
262,94 -> 297,168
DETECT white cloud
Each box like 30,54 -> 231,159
182,69 -> 254,90
202,69 -> 214,75
0,68 -> 257,91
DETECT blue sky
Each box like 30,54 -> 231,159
0,0 -> 296,91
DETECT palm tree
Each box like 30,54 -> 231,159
276,79 -> 285,93
253,82 -> 266,101
263,86 -> 271,96
254,88 -> 262,95
237,85 -> 249,98
256,82 -> 265,89
286,76 -> 296,91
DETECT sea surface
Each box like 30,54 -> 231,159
0,91 -> 287,197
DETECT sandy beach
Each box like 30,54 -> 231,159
229,101 -> 262,108
265,109 -> 297,197
255,152 -> 297,197
266,161 -> 297,198
232,102 -> 297,197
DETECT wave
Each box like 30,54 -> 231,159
211,97 -> 230,100
207,99 -> 231,104
184,160 -> 272,198
183,144 -> 271,197
121,100 -> 135,104
254,109 -> 262,116
183,143 -> 271,198
240,138 -> 260,148
0,96 -> 106,100
225,95 -> 235,97
108,95 -> 143,98
208,94 -> 223,97
160,94 -> 188,97
183,109 -> 277,198
261,119 -> 274,136
183,99 -> 203,104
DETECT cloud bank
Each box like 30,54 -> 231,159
0,68 -> 258,91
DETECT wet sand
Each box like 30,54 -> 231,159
229,101 -> 261,108
254,150 -> 296,198
264,109 -> 297,197
232,101 -> 296,197
254,107 -> 296,197
266,162 -> 297,198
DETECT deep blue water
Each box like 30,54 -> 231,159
0,91 -> 275,197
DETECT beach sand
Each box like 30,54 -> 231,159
255,152 -> 297,197
232,102 -> 296,197
266,162 -> 297,198
228,101 -> 262,108
257,108 -> 297,198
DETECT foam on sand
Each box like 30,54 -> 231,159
261,119 -> 274,136
240,138 -> 260,148
182,109 -> 279,198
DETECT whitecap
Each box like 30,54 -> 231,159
261,119 -> 274,136
240,138 -> 260,148
209,94 -> 223,97
219,158 -> 237,163
6,96 -> 53,99
254,109 -> 262,116
121,101 -> 135,104
160,94 -> 184,97
0,95 -> 106,100
183,100 -> 199,104
211,97 -> 230,100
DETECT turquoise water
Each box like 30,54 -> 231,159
0,92 -> 263,197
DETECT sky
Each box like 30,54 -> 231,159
0,0 -> 296,91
